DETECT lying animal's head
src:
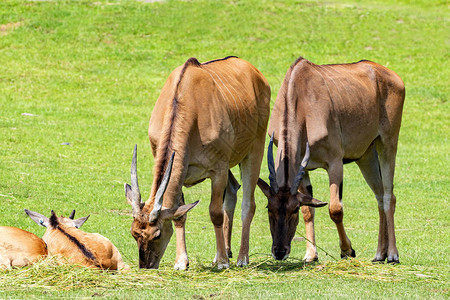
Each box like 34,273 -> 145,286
125,145 -> 198,269
25,209 -> 90,229
257,136 -> 327,260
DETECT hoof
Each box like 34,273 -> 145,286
340,248 -> 356,259
217,262 -> 230,270
227,250 -> 233,259
236,256 -> 249,267
174,261 -> 189,270
387,254 -> 400,264
372,258 -> 386,264
303,256 -> 319,264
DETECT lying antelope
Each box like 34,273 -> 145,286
25,209 -> 129,270
258,56 -> 405,263
125,56 -> 271,269
0,226 -> 48,269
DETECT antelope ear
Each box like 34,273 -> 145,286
296,193 -> 327,208
125,183 -> 133,205
161,201 -> 200,220
24,209 -> 49,228
257,178 -> 272,198
73,215 -> 90,228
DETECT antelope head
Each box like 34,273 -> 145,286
124,145 -> 198,269
25,209 -> 90,229
257,135 -> 327,260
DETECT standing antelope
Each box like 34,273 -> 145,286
124,56 -> 270,269
258,56 -> 405,263
25,209 -> 129,270
0,226 -> 48,269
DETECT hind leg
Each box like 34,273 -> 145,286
210,170 -> 231,269
375,136 -> 400,263
237,139 -> 265,267
223,170 -> 240,259
374,78 -> 404,263
356,144 -> 388,262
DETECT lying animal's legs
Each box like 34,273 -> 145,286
327,161 -> 355,258
376,136 -> 400,263
223,170 -> 240,259
0,254 -> 11,269
300,172 -> 318,262
210,171 -> 230,269
237,141 -> 264,267
356,144 -> 388,262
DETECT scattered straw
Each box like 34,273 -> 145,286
0,256 -> 442,293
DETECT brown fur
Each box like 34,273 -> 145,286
25,210 -> 129,270
259,57 -> 405,263
0,226 -> 48,268
127,56 -> 270,269
43,213 -> 129,270
43,224 -> 126,270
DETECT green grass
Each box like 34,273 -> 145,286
0,0 -> 448,298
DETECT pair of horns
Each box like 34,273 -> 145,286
51,209 -> 76,219
267,133 -> 310,195
128,145 -> 175,222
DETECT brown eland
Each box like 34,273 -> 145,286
124,56 -> 271,269
25,209 -> 129,270
257,56 -> 405,263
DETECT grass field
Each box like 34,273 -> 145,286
0,0 -> 448,298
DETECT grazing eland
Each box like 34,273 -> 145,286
124,56 -> 271,269
257,56 -> 405,263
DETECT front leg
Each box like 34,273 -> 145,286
300,173 -> 318,263
327,161 -> 355,258
173,214 -> 189,270
210,171 -> 230,269
301,205 -> 318,262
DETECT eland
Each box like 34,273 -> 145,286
257,56 -> 405,263
124,56 -> 271,269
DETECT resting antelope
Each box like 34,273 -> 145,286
124,56 -> 271,269
25,209 -> 129,270
258,56 -> 405,263
0,226 -> 48,269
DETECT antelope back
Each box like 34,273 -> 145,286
44,214 -> 127,270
